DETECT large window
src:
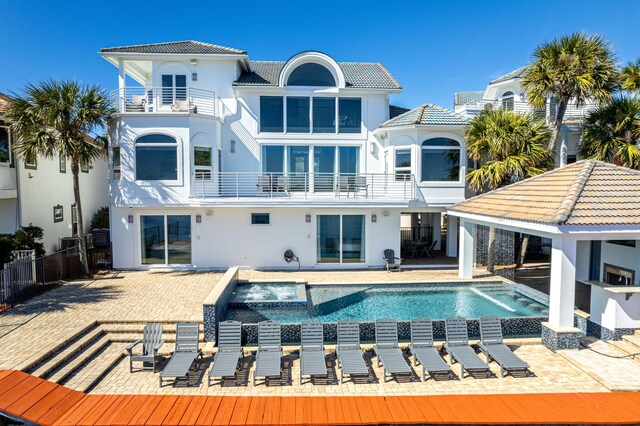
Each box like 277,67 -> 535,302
421,138 -> 460,182
194,146 -> 212,179
260,96 -> 284,132
135,134 -> 178,181
0,127 -> 10,164
287,63 -> 336,86
286,97 -> 310,133
162,74 -> 186,105
313,98 -> 335,133
338,98 -> 361,133
317,214 -> 365,263
501,91 -> 514,111
112,147 -> 121,180
395,149 -> 411,181
141,214 -> 191,265
59,154 -> 66,173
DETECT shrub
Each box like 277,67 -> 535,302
90,206 -> 109,230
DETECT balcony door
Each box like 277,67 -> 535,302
317,214 -> 365,263
161,74 -> 187,105
141,215 -> 191,265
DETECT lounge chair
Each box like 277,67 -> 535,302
444,317 -> 491,378
383,249 -> 402,272
253,321 -> 283,386
299,321 -> 328,385
409,318 -> 453,381
125,323 -> 164,373
159,322 -> 203,387
336,320 -> 369,384
374,319 -> 412,382
478,316 -> 530,378
208,320 -> 244,386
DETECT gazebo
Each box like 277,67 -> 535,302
448,160 -> 640,350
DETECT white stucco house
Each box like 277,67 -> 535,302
0,93 -> 109,254
101,40 -> 469,270
453,67 -> 598,167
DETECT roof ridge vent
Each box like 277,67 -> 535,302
552,161 -> 596,225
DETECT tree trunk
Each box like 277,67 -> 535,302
487,226 -> 497,273
548,98 -> 568,152
516,234 -> 530,269
71,160 -> 89,275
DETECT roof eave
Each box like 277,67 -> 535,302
98,52 -> 249,61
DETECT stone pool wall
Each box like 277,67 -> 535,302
203,267 -> 239,342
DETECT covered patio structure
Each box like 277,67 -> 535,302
449,161 -> 640,350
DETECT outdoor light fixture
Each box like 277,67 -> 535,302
196,214 -> 202,223
371,214 -> 377,223
305,214 -> 311,223
230,140 -> 236,153
190,59 -> 198,65
206,209 -> 214,216
369,141 -> 376,154
127,214 -> 134,224
191,72 -> 198,81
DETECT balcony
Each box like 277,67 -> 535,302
191,172 -> 419,204
110,87 -> 219,117
459,98 -> 596,124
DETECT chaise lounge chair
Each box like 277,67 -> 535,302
336,320 -> 370,384
208,320 -> 244,386
299,321 -> 328,385
409,318 -> 453,381
444,317 -> 491,378
383,249 -> 402,272
253,321 -> 283,386
374,319 -> 413,382
478,316 -> 530,378
159,322 -> 203,387
125,323 -> 164,373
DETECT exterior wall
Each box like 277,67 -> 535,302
575,240 -> 591,282
0,198 -> 18,233
590,285 -> 640,331
111,205 -> 400,269
600,241 -> 640,285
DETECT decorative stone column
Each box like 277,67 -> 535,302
458,218 -> 474,279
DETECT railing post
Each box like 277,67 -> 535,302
236,173 -> 239,199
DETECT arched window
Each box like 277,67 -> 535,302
501,91 -> 514,111
135,134 -> 178,181
287,63 -> 336,86
421,138 -> 460,182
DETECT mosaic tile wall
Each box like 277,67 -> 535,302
474,225 -> 516,281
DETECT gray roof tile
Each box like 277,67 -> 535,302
380,104 -> 468,127
454,91 -> 484,105
489,66 -> 528,84
101,40 -> 246,55
389,105 -> 410,119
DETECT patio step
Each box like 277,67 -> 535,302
622,334 -> 640,351
47,335 -> 111,384
28,327 -> 105,378
608,340 -> 640,364
101,323 -> 205,335
60,342 -> 125,393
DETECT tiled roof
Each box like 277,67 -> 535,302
389,105 -> 410,119
454,91 -> 484,105
100,40 -> 246,55
380,104 -> 468,127
489,66 -> 528,84
0,92 -> 12,114
234,61 -> 401,89
450,160 -> 640,227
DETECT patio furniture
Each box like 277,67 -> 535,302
208,320 -> 244,386
336,320 -> 369,384
253,321 -> 283,386
125,95 -> 146,112
374,319 -> 412,382
159,322 -> 203,387
276,175 -> 290,194
423,240 -> 438,258
125,323 -> 164,373
383,249 -> 402,272
478,316 -> 530,378
171,99 -> 193,112
409,318 -> 453,381
444,317 -> 491,378
299,321 -> 328,385
351,175 -> 369,198
257,175 -> 272,193
402,239 -> 417,258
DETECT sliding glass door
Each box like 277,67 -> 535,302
317,214 -> 365,263
141,214 -> 192,265
313,146 -> 335,192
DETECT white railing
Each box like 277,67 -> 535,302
110,87 -> 218,117
461,98 -> 597,123
191,172 -> 419,201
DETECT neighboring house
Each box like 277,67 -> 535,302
454,66 -> 598,166
0,93 -> 109,253
101,40 -> 468,270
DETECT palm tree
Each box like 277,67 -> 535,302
7,80 -> 112,274
579,96 -> 640,169
621,58 -> 640,94
466,109 -> 553,270
522,32 -> 618,152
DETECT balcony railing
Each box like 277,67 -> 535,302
191,172 -> 419,202
110,87 -> 218,117
460,98 -> 596,123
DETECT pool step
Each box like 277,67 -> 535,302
60,343 -> 125,393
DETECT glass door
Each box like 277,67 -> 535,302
167,215 -> 192,264
317,215 -> 341,263
313,146 -> 335,192
141,215 -> 166,264
287,146 -> 309,191
140,214 -> 192,265
342,215 -> 365,263
317,214 -> 365,263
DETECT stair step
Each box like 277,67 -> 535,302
107,333 -> 206,344
101,324 -> 204,334
622,334 -> 640,350
47,335 -> 111,383
21,322 -> 99,373
635,329 -> 640,338
98,320 -> 204,325
30,328 -> 105,378
608,340 -> 640,363
61,343 -> 125,393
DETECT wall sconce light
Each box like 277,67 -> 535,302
369,141 -> 376,155
371,214 -> 377,223
206,209 -> 214,216
305,214 -> 311,223
191,72 -> 198,81
196,214 -> 202,223
190,59 -> 198,65
230,140 -> 236,153
127,214 -> 134,224
382,210 -> 390,217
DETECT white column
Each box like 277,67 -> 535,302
459,218 -> 474,279
548,235 -> 577,329
446,215 -> 458,257
432,212 -> 442,250
118,59 -> 125,90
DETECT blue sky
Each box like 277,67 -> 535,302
1,0 -> 639,109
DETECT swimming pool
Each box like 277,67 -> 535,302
223,282 -> 548,324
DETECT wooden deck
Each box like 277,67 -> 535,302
1,370 -> 640,425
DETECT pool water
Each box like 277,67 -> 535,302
231,282 -> 302,302
224,282 -> 548,323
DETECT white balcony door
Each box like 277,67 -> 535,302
161,74 -> 187,105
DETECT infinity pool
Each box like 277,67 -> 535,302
224,282 -> 548,323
